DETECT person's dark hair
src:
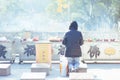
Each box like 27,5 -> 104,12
69,21 -> 78,30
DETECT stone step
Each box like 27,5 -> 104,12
31,63 -> 50,75
69,73 -> 95,80
0,64 -> 11,76
78,63 -> 87,72
69,63 -> 87,73
20,72 -> 46,80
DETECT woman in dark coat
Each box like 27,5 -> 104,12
62,21 -> 84,71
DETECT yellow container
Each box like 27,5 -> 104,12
59,63 -> 62,73
35,42 -> 52,63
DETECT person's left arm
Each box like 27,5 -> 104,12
79,32 -> 84,46
62,33 -> 67,45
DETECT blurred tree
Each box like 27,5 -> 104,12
46,0 -> 120,31
0,0 -> 25,27
0,0 -> 119,31
46,0 -> 70,22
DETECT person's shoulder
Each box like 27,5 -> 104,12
66,31 -> 71,34
64,31 -> 70,35
77,31 -> 83,36
76,30 -> 81,33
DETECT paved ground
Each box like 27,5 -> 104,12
1,59 -> 120,80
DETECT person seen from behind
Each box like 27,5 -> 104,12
62,21 -> 84,72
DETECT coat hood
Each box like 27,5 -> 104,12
69,21 -> 78,30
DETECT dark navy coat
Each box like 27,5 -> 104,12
62,28 -> 83,57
